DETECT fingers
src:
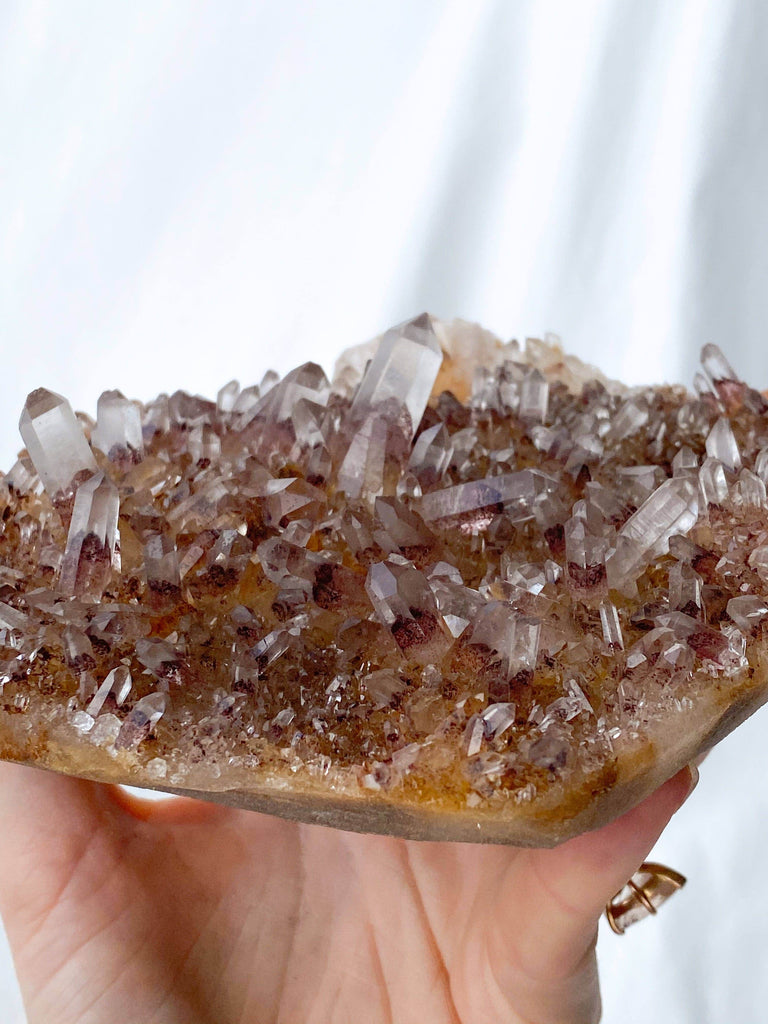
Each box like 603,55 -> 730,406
487,765 -> 697,1023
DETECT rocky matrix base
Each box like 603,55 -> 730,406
2,315 -> 768,846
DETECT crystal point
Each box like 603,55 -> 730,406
115,692 -> 167,750
365,559 -> 448,663
350,314 -> 442,439
59,472 -> 120,597
705,417 -> 741,473
19,388 -> 97,496
607,478 -> 699,590
92,390 -> 144,461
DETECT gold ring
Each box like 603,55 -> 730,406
605,861 -> 687,935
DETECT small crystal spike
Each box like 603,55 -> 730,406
705,417 -> 741,473
699,457 -> 728,506
115,692 -> 167,750
19,388 -> 97,496
701,343 -> 738,386
350,314 -> 443,438
701,344 -> 744,408
59,472 -> 120,597
599,600 -> 624,649
565,517 -> 608,595
755,448 -> 768,484
86,665 -> 132,717
92,390 -> 144,461
518,369 -> 549,422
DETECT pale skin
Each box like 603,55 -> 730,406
0,761 -> 696,1024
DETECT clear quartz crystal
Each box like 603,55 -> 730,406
337,414 -> 388,501
727,595 -> 768,633
701,344 -> 741,406
59,473 -> 120,597
19,388 -> 97,496
481,702 -> 516,739
672,446 -> 698,477
565,517 -> 608,595
749,546 -> 768,580
699,457 -> 728,506
705,417 -> 741,472
469,602 -> 540,680
599,600 -> 624,649
701,343 -> 738,384
115,692 -> 167,750
143,531 -> 180,593
365,559 -> 448,662
216,380 -> 240,413
607,478 -> 699,590
417,469 -> 555,527
755,448 -> 768,484
252,363 -> 330,424
350,314 -> 443,438
86,665 -> 132,717
668,562 -> 704,618
693,371 -> 713,398
607,398 -> 648,442
518,369 -> 549,422
92,390 -> 144,460
615,465 -> 665,506
408,424 -> 453,486
732,469 -> 767,507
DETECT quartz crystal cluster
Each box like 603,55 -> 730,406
1,315 -> 767,832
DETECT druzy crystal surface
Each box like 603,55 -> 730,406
1,313 -> 767,834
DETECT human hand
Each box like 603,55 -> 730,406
0,762 -> 696,1024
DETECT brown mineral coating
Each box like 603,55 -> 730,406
1,316 -> 768,846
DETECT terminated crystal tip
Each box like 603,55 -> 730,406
19,388 -> 97,496
59,472 -> 120,597
350,313 -> 443,438
92,390 -> 144,461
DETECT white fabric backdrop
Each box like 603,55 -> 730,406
2,2 -> 768,1021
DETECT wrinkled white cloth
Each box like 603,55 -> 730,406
2,2 -> 768,1021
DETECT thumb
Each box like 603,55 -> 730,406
488,764 -> 697,1023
